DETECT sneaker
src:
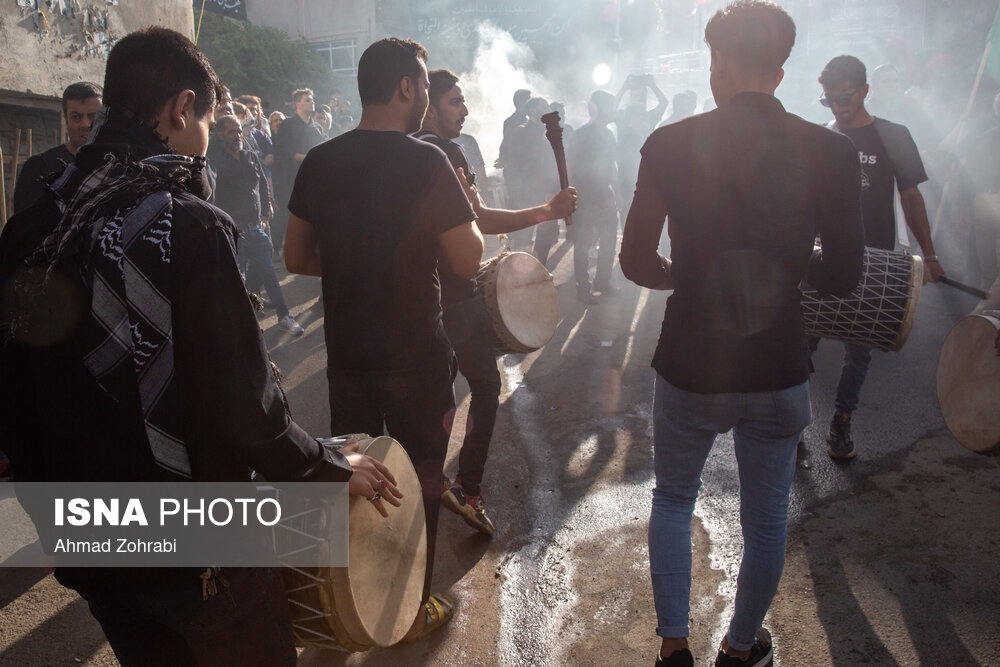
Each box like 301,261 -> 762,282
441,485 -> 494,536
826,412 -> 856,460
656,648 -> 694,667
594,281 -> 622,296
278,315 -> 304,336
715,628 -> 773,667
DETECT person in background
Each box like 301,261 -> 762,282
271,88 -> 325,255
615,73 -> 668,215
313,104 -> 334,138
568,89 -> 623,303
867,63 -> 904,119
13,81 -> 102,213
208,115 -> 303,335
814,54 -> 944,460
269,110 -> 285,136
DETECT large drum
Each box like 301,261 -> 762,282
802,246 -> 923,352
276,435 -> 426,651
477,250 -> 558,354
937,312 -> 1000,456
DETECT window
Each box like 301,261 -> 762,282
315,39 -> 357,75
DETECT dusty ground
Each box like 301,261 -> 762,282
2,234 -> 998,667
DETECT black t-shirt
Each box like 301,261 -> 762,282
288,130 -> 476,376
272,114 -> 325,199
836,120 -> 927,250
13,144 -> 74,214
413,130 -> 479,304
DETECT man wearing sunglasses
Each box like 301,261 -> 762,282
816,55 -> 945,460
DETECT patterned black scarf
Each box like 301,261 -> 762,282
16,108 -> 217,478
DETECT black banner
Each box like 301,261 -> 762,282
196,0 -> 247,21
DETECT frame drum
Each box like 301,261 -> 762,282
478,251 -> 558,354
277,436 -> 426,650
937,312 -> 1000,456
802,247 -> 923,352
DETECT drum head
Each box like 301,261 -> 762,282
494,252 -> 558,351
334,436 -> 427,646
937,314 -> 1000,455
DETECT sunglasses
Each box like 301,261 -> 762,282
819,90 -> 861,108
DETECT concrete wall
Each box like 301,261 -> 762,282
0,0 -> 194,99
247,0 -> 374,44
0,0 -> 193,219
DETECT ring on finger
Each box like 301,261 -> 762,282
378,479 -> 388,489
369,490 -> 381,502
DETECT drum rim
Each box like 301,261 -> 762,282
890,254 -> 923,352
936,313 -> 1000,455
281,436 -> 427,650
482,251 -> 557,354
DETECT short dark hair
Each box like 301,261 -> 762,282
62,81 -> 102,115
292,88 -> 314,104
819,55 -> 867,90
704,1 -> 796,77
236,94 -> 261,108
513,89 -> 531,108
428,69 -> 460,108
357,38 -> 428,106
103,26 -> 222,122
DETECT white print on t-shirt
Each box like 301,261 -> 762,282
858,151 -> 877,191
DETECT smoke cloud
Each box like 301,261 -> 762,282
457,22 -> 561,175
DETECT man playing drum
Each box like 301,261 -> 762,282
414,69 -> 577,536
284,39 -> 485,641
815,55 -> 946,459
0,27 -> 400,666
620,2 -> 864,664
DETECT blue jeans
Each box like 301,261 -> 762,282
808,337 -> 873,414
649,376 -> 810,651
238,226 -> 289,319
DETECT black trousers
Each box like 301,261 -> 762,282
68,567 -> 295,667
573,206 -> 619,289
443,296 -> 502,497
328,359 -> 456,602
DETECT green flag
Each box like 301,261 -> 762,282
988,5 -> 1000,83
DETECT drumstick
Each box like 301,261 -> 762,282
939,276 -> 990,300
540,111 -> 572,227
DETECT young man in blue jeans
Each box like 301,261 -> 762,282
620,2 -> 865,665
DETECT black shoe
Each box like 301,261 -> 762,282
715,628 -> 773,667
826,412 -> 856,460
577,285 -> 599,304
656,648 -> 694,667
594,281 -> 622,295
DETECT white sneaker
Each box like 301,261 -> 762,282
278,315 -> 304,336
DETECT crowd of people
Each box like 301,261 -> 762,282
0,0 -> 997,665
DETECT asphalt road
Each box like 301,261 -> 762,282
1,235 -> 998,666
